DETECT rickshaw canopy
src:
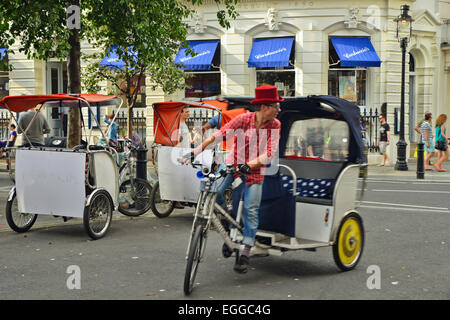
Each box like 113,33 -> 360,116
223,95 -> 364,163
0,94 -> 119,113
152,100 -> 246,146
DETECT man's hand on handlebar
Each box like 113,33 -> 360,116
237,163 -> 251,175
180,151 -> 195,165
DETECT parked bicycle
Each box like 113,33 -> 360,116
117,139 -> 152,217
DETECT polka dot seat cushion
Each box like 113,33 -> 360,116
280,174 -> 334,198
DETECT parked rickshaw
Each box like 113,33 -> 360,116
183,95 -> 367,294
0,94 -> 125,239
149,100 -> 245,218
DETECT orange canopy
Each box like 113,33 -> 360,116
153,101 -> 220,146
152,100 -> 247,147
0,94 -> 118,113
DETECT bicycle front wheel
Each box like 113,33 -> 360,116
118,178 -> 152,216
184,224 -> 206,295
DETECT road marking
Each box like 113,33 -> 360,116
360,205 -> 450,214
361,200 -> 447,211
370,189 -> 450,194
367,178 -> 450,184
0,185 -> 14,192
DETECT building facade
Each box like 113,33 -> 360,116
148,0 -> 446,162
1,0 -> 447,162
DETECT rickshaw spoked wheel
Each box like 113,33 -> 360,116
150,181 -> 174,218
84,190 -> 113,240
5,190 -> 37,233
118,178 -> 152,217
332,213 -> 364,271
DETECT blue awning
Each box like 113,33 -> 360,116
248,38 -> 294,68
100,45 -> 137,70
330,37 -> 381,67
0,48 -> 7,60
174,40 -> 219,71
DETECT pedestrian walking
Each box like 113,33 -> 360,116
377,114 -> 390,166
434,114 -> 449,172
419,112 -> 435,171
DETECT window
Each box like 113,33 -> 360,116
178,40 -> 221,98
284,118 -> 350,161
185,72 -> 221,98
328,68 -> 367,106
328,38 -> 374,106
251,37 -> 295,97
0,72 -> 8,99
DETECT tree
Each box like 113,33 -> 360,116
0,0 -> 239,146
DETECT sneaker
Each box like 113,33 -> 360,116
233,255 -> 249,274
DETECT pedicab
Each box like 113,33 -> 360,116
149,100 -> 246,218
0,93 -> 123,240
183,95 -> 367,294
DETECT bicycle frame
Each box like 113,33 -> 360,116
185,165 -> 244,260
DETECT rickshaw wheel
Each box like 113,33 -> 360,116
332,213 -> 364,271
5,191 -> 37,233
150,181 -> 175,218
118,178 -> 152,216
84,190 -> 113,240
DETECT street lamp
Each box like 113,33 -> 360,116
394,4 -> 414,171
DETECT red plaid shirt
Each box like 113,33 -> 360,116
213,112 -> 281,185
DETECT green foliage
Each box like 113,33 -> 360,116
0,0 -> 239,101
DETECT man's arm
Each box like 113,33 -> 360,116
386,129 -> 391,145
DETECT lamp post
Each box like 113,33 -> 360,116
394,4 -> 414,171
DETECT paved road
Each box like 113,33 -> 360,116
0,163 -> 449,301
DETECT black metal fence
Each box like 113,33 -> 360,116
115,109 -> 147,143
0,112 -> 12,140
361,107 -> 380,152
185,108 -> 221,130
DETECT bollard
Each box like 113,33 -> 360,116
416,142 -> 424,179
136,145 -> 148,181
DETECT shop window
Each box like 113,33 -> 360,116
0,72 -> 9,99
328,38 -> 374,107
328,69 -> 367,106
251,37 -> 295,97
179,40 -> 221,99
185,72 -> 221,98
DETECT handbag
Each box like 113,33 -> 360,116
435,139 -> 446,150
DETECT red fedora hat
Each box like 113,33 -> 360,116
250,85 -> 284,105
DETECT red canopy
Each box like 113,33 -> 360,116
152,100 -> 246,146
0,94 -> 118,113
153,101 -> 220,146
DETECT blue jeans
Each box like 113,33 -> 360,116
216,164 -> 263,247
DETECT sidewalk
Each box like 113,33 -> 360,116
367,159 -> 450,180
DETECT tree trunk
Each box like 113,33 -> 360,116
67,0 -> 81,148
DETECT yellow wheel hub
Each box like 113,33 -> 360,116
338,218 -> 362,266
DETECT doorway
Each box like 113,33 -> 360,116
46,62 -> 68,137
